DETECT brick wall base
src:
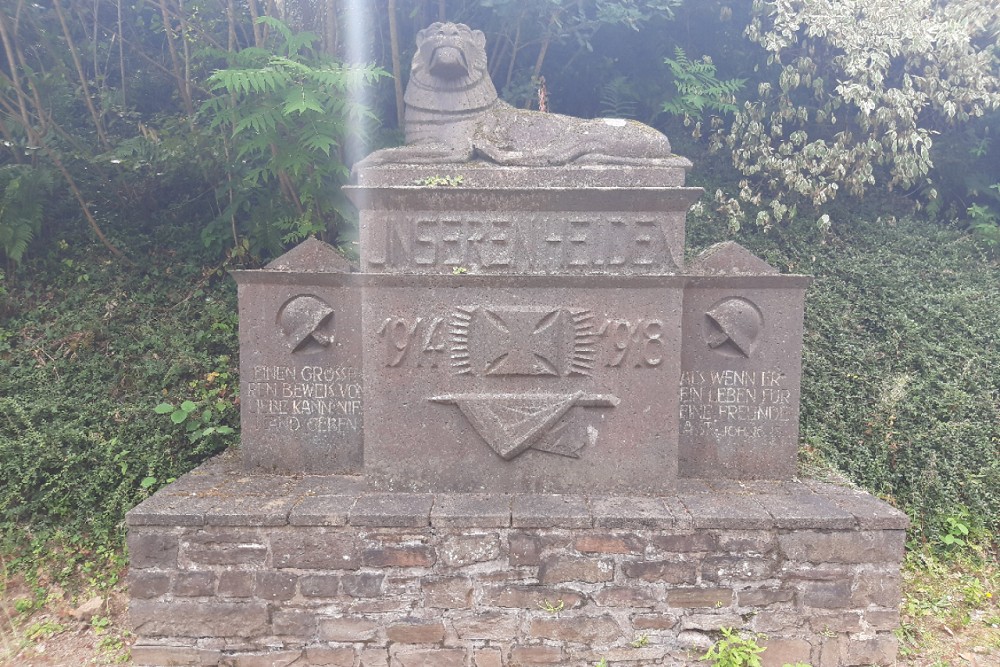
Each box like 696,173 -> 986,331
127,454 -> 907,667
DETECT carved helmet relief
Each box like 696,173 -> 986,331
277,294 -> 336,354
704,297 -> 763,359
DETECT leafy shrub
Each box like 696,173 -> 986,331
720,0 -> 1000,230
0,240 -> 239,573
200,17 -> 387,257
687,203 -> 1000,543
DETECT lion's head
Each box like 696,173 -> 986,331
405,22 -> 497,114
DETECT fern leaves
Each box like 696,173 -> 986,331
662,47 -> 745,118
0,166 -> 53,265
198,16 -> 386,254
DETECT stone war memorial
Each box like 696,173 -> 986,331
127,22 -> 907,667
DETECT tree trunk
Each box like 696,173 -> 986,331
53,0 -> 110,147
155,0 -> 195,115
322,0 -> 338,56
387,0 -> 404,129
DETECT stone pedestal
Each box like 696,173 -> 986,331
128,454 -> 907,667
128,17 -> 908,664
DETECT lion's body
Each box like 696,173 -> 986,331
358,22 -> 674,167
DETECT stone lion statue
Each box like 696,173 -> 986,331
357,22 -> 674,167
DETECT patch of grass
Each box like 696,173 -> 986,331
898,546 -> 999,662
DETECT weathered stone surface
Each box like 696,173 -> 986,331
128,571 -> 172,599
574,533 -> 644,554
622,560 -> 697,584
318,618 -> 380,642
300,573 -> 340,597
254,571 -> 296,600
737,588 -> 794,607
652,532 -> 716,553
303,647 -> 356,667
271,529 -> 360,569
386,619 -> 447,644
452,611 -> 519,640
779,530 -> 905,564
631,614 -> 678,630
272,609 -> 316,636
592,587 -> 657,607
807,482 -> 910,529
760,638 -> 812,667
360,649 -> 390,667
363,545 -> 436,568
715,530 -> 776,554
343,572 -> 385,597
528,615 -> 622,644
431,494 -> 511,527
129,532 -> 179,569
289,494 -> 355,526
801,580 -> 853,609
440,532 -> 501,567
517,643 -> 574,667
754,491 -> 856,529
680,492 -> 774,529
474,648 -> 503,667
173,571 -> 216,597
701,555 -> 777,582
844,636 -> 898,665
422,577 -> 473,608
130,600 -> 268,638
482,585 -> 585,609
217,571 -> 254,598
182,528 -> 267,567
538,556 -> 614,584
508,533 -> 544,566
666,587 -> 733,608
590,496 -> 676,529
130,645 -> 222,666
350,493 -> 434,527
392,649 -> 465,667
512,495 -> 591,529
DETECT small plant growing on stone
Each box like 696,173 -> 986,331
595,659 -> 609,667
537,598 -> 565,613
451,266 -> 469,275
631,633 -> 649,648
414,174 -> 464,187
700,627 -> 765,667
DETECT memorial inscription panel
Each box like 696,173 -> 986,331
233,241 -> 364,474
361,277 -> 682,493
678,244 -> 809,479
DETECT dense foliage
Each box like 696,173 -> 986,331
0,0 -> 997,570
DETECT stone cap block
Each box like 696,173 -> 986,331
350,493 -> 434,527
512,495 -> 591,529
290,495 -> 357,526
803,480 -> 910,529
351,162 -> 694,189
431,494 -> 512,528
127,454 -> 906,532
589,496 -> 676,529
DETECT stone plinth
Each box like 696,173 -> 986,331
128,453 -> 907,667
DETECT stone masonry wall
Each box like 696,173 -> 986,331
127,456 -> 907,667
